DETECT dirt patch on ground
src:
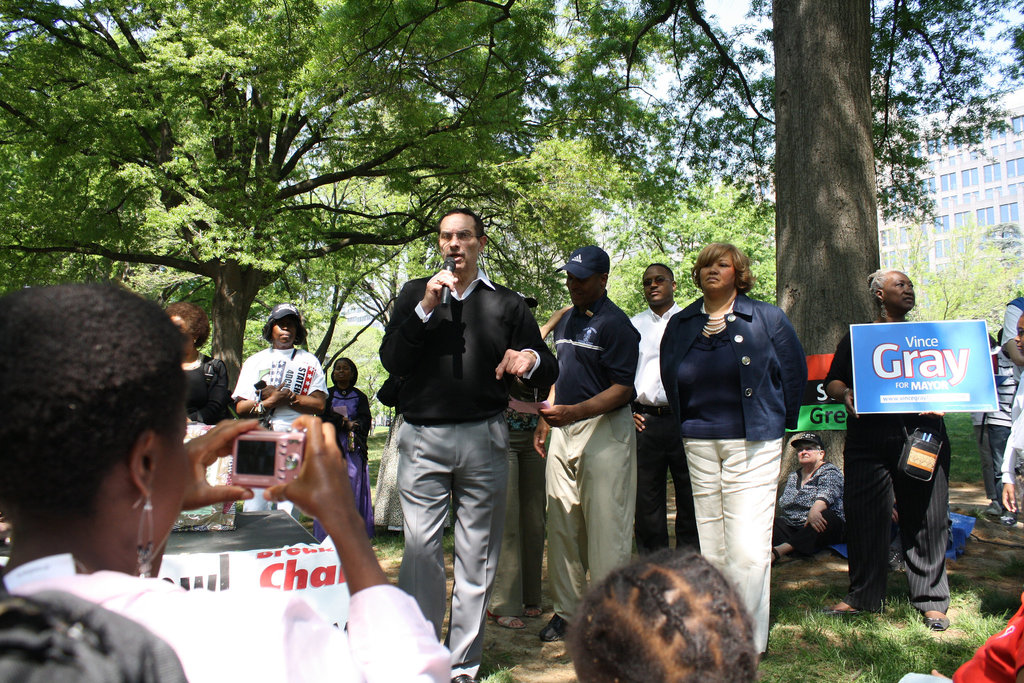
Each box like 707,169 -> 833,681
380,546 -> 578,682
381,482 -> 1024,682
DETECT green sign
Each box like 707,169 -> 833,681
795,404 -> 848,431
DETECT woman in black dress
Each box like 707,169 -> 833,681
823,270 -> 951,631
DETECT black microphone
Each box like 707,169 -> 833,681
440,256 -> 456,305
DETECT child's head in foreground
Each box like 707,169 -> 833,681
567,548 -> 757,682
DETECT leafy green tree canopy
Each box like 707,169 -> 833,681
0,0 -> 569,373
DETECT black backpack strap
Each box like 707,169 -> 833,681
201,354 -> 218,384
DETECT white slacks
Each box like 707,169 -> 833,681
682,437 -> 782,653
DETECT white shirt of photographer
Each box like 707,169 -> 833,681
4,555 -> 451,683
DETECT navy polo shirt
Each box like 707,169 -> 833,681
553,293 -> 640,406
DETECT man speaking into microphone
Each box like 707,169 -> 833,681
380,208 -> 558,683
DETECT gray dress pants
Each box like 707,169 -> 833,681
397,414 -> 509,679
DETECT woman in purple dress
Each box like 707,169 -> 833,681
315,358 -> 374,540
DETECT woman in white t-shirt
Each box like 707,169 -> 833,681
233,303 -> 328,513
233,303 -> 328,429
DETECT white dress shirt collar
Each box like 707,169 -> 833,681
631,302 -> 682,406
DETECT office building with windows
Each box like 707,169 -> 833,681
879,91 -> 1024,270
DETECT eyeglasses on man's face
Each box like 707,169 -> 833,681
439,230 -> 480,243
643,275 -> 669,287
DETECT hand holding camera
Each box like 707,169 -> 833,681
262,415 -> 385,593
181,419 -> 259,511
262,415 -> 357,522
231,429 -> 306,487
182,417 -> 356,536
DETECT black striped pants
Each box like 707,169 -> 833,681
842,428 -> 950,614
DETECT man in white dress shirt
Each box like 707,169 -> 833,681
630,263 -> 699,552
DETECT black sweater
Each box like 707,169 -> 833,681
380,277 -> 558,424
184,355 -> 231,424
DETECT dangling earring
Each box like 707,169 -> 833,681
134,494 -> 154,578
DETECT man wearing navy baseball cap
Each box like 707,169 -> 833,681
535,245 -> 640,642
558,244 -> 609,278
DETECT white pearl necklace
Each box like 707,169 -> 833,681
701,301 -> 734,337
703,316 -> 727,335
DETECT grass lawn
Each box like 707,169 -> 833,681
363,415 -> 1024,682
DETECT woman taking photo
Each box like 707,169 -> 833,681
823,270 -> 951,631
166,301 -> 230,425
0,285 -> 449,683
318,357 -> 374,540
660,242 -> 806,654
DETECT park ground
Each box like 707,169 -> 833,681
361,413 -> 1024,682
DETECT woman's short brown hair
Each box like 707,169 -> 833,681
165,301 -> 211,348
690,242 -> 756,294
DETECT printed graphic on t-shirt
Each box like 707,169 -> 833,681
258,361 -> 317,396
557,326 -> 602,350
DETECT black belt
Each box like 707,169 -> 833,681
632,403 -> 671,416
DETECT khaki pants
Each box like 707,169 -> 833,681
546,405 -> 636,619
490,429 -> 547,615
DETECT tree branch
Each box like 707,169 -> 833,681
110,14 -> 147,61
0,98 -> 45,133
907,24 -> 952,100
879,0 -> 905,153
295,222 -> 436,260
323,306 -> 390,369
0,242 -> 213,276
680,0 -> 773,125
625,0 -> 677,90
25,10 -> 137,74
275,141 -> 421,199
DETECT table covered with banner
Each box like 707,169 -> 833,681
162,511 -> 351,627
1,511 -> 352,628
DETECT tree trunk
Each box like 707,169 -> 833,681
209,261 -> 268,384
774,0 -> 880,464
773,0 -> 878,350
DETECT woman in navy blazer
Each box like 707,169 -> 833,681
659,243 -> 806,655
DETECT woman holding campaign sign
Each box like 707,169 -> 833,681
823,269 -> 951,631
660,242 -> 806,654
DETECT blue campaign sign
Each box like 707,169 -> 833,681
850,320 -> 997,414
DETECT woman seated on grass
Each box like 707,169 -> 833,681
772,432 -> 846,563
